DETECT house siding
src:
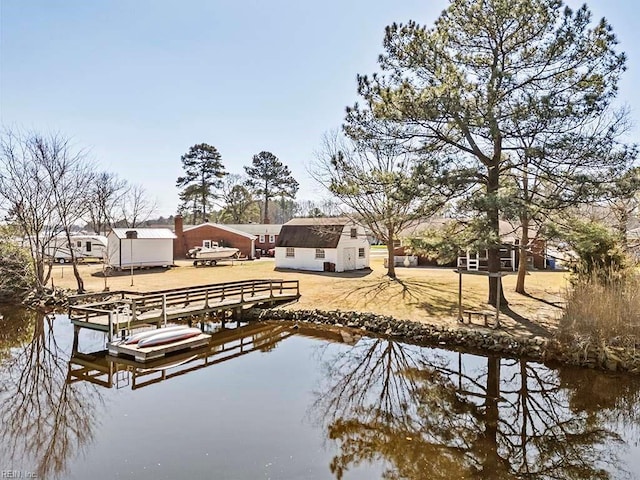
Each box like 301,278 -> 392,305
275,225 -> 370,272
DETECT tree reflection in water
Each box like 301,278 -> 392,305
314,337 -> 639,480
0,309 -> 104,479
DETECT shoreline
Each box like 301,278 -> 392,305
246,308 -> 640,374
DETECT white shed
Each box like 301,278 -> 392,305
107,228 -> 176,269
274,218 -> 370,272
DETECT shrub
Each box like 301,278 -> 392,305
560,268 -> 640,347
0,241 -> 35,303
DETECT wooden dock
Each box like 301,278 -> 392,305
108,333 -> 212,362
67,322 -> 296,389
68,279 -> 300,340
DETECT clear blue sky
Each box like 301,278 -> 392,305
1,0 -> 638,217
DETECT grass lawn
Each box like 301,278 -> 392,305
52,258 -> 569,337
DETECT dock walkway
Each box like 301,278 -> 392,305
69,279 -> 300,340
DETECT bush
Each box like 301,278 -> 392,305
0,241 -> 35,303
560,268 -> 640,347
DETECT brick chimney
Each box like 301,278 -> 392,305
174,215 -> 184,258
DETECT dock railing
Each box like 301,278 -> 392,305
69,279 -> 300,339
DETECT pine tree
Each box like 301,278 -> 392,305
244,151 -> 298,224
176,143 -> 226,224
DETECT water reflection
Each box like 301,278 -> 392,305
67,322 -> 298,390
0,309 -> 104,479
314,337 -> 640,480
1,308 -> 640,480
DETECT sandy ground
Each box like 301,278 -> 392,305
51,257 -> 569,338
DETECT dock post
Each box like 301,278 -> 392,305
107,312 -> 113,342
72,325 -> 80,353
269,280 -> 273,298
162,294 -> 167,327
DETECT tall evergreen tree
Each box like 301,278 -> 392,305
244,151 -> 298,224
350,0 -> 630,306
176,143 -> 226,224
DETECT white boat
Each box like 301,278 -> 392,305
187,244 -> 239,260
124,325 -> 190,345
138,327 -> 203,348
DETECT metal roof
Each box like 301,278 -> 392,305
110,228 -> 177,239
223,224 -> 282,236
182,223 -> 257,240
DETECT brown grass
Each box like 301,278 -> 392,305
51,258 -> 569,337
561,272 -> 640,347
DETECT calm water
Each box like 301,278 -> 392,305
1,308 -> 640,480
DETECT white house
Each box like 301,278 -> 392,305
274,218 -> 370,272
106,228 -> 176,269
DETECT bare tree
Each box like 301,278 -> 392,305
36,135 -> 96,293
0,130 -> 63,291
86,172 -> 127,235
117,183 -> 157,228
313,128 -> 451,278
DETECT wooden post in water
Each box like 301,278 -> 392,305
72,325 -> 80,353
107,311 -> 113,342
162,294 -> 167,327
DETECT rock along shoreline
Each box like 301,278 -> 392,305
246,308 -> 640,374
17,288 -> 640,374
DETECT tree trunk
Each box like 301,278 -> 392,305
65,230 -> 85,293
386,236 -> 396,279
487,165 -> 508,307
263,193 -> 270,224
515,218 -> 529,294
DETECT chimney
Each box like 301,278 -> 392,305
174,215 -> 184,258
174,215 -> 184,237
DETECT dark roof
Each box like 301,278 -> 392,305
275,224 -> 345,248
284,217 -> 352,226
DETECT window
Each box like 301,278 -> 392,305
269,234 -> 275,243
286,247 -> 295,258
259,234 -> 265,243
76,241 -> 82,248
86,241 -> 92,252
315,248 -> 325,259
350,228 -> 357,239
358,248 -> 365,258
203,240 -> 211,248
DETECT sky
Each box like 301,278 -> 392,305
1,0 -> 639,217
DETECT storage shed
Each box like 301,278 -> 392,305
107,228 -> 176,269
275,218 -> 370,272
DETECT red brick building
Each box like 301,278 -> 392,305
173,216 -> 257,259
